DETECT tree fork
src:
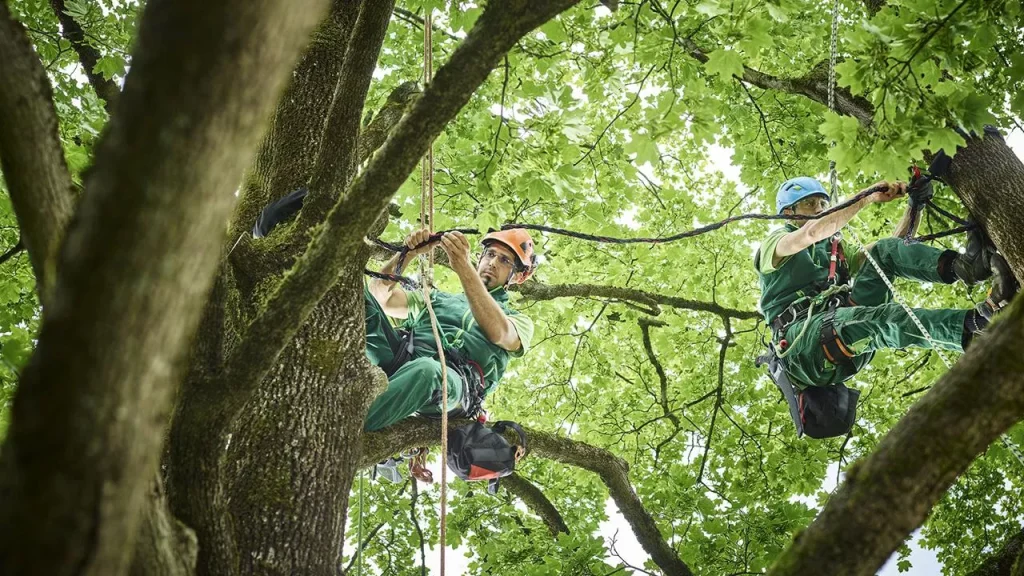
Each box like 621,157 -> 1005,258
0,0 -> 331,573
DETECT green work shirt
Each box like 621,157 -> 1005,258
404,287 -> 533,396
756,224 -> 847,323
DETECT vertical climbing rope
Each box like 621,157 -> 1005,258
417,12 -> 450,576
357,470 -> 364,576
827,0 -> 840,204
822,0 -> 1024,469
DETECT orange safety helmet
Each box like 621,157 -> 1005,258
480,229 -> 538,285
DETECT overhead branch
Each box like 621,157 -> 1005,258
638,318 -> 684,463
48,0 -> 120,112
0,2 -> 76,307
768,301 -> 1024,576
222,0 -> 587,411
646,1 -> 874,127
301,0 -> 396,223
513,280 -> 759,321
0,0 -> 331,572
501,473 -> 570,537
361,420 -> 695,576
965,527 -> 1024,576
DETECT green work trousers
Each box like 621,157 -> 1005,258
782,238 -> 969,388
364,288 -> 464,431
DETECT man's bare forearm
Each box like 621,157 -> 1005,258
803,196 -> 874,243
369,252 -> 403,304
456,268 -> 516,349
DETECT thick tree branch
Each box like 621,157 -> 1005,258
49,0 -> 120,112
301,0 -> 395,223
222,0 -> 586,412
513,280 -> 759,321
361,420 -> 695,576
357,81 -> 421,164
966,527 -> 1024,576
0,1 -> 75,307
501,473 -> 570,537
646,2 -> 874,127
768,300 -> 1024,576
0,0 -> 330,573
229,0 -> 360,240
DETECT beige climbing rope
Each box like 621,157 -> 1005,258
415,12 -> 451,576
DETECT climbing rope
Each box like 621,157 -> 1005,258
356,469 -> 365,576
827,0 -> 840,204
415,13 -> 450,576
820,4 -> 1024,468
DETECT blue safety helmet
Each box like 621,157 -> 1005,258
776,176 -> 829,214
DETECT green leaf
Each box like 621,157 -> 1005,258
704,49 -> 744,80
540,19 -> 566,44
960,92 -> 996,132
94,55 -> 125,80
695,0 -> 728,17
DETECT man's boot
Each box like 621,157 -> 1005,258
978,253 -> 1019,320
950,227 -> 994,285
963,253 -> 1019,349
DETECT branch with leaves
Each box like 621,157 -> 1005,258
0,2 -> 75,307
514,280 -> 759,321
48,0 -> 119,111
362,420 -> 695,576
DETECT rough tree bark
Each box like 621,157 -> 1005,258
0,1 -> 75,306
0,0 -> 330,574
166,2 -> 588,575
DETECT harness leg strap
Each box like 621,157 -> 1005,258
819,308 -> 856,371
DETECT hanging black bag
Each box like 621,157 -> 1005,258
446,421 -> 526,494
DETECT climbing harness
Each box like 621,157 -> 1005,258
759,1 -> 1024,464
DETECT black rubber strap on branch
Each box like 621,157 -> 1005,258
925,199 -> 971,226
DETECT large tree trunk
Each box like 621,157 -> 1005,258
0,0 -> 330,574
945,127 -> 1024,282
226,273 -> 381,575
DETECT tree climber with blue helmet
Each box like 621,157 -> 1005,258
755,176 -> 1018,431
363,228 -> 537,432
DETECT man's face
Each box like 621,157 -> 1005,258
785,194 -> 830,218
477,243 -> 517,290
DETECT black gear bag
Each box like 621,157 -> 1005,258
756,346 -> 859,439
446,421 -> 526,494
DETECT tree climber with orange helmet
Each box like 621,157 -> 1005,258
363,228 -> 537,432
